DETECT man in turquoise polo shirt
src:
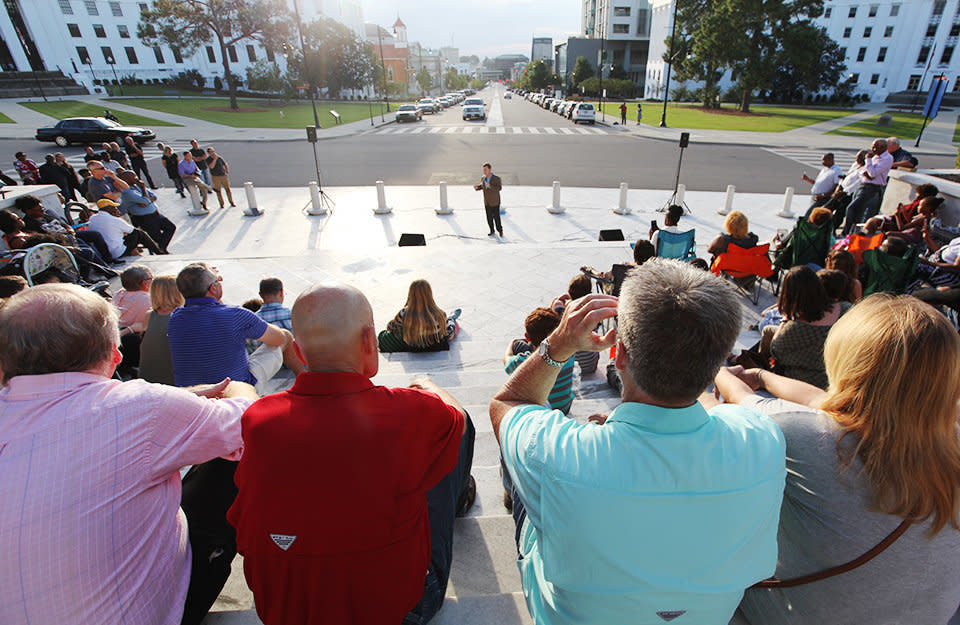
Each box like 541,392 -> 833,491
490,259 -> 786,625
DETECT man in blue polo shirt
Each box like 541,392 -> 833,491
490,259 -> 786,625
168,262 -> 299,393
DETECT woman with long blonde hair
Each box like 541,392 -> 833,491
716,294 -> 960,625
379,279 -> 459,352
139,274 -> 184,385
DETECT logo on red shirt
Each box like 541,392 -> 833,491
270,534 -> 297,551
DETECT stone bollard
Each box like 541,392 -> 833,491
306,181 -> 327,215
242,181 -> 261,216
547,180 -> 565,214
777,186 -> 795,218
435,181 -> 453,215
373,180 -> 392,214
718,185 -> 735,216
186,183 -> 208,216
613,182 -> 631,215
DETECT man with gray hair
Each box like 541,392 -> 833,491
0,284 -> 258,625
886,136 -> 919,170
490,259 -> 786,625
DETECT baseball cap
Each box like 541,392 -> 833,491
96,198 -> 120,209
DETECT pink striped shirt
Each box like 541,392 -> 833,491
0,372 -> 252,625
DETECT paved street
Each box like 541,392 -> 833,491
3,85 -> 956,193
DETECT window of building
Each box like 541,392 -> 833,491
870,73 -> 879,84
848,6 -> 857,18
907,74 -> 921,90
85,0 -> 99,16
877,46 -> 887,62
172,47 -> 183,63
246,44 -> 256,62
884,25 -> 894,37
839,47 -> 847,58
942,46 -> 955,64
890,4 -> 900,16
850,73 -> 860,84
117,24 -> 129,38
153,46 -> 164,63
919,46 -> 932,64
227,45 -> 238,62
927,24 -> 939,37
843,27 -> 851,38
109,1 -> 121,16
864,26 -> 872,37
59,0 -> 74,14
636,7 -> 650,36
125,46 -> 138,64
952,24 -> 960,37
613,6 -> 630,16
67,23 -> 81,37
824,7 -> 832,18
869,4 -> 878,17
265,48 -> 275,62
934,0 -> 946,16
612,23 -> 629,33
76,46 -> 90,64
93,24 -> 105,38
101,46 -> 114,63
206,46 -> 215,62
857,47 -> 867,62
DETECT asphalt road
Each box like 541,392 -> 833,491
7,85 -> 956,193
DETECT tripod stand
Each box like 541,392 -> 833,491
658,131 -> 690,214
304,126 -> 335,214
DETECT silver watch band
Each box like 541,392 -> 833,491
538,339 -> 563,368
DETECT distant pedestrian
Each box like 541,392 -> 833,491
55,153 -> 81,200
206,146 -> 236,208
474,162 -> 503,238
104,142 -> 128,169
178,151 -> 211,210
190,139 -> 213,186
123,136 -> 157,189
83,146 -> 100,163
619,102 -> 627,125
103,109 -> 119,122
160,144 -> 186,198
38,153 -> 73,199
13,152 -> 39,184
637,102 -> 642,125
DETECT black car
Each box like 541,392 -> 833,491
35,117 -> 156,147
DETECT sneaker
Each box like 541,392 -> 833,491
488,231 -> 495,236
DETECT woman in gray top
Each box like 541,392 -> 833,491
715,294 -> 960,625
139,275 -> 183,385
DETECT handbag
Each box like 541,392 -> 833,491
752,518 -> 912,588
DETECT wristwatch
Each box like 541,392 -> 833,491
538,339 -> 563,368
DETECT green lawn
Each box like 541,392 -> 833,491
829,111 -> 927,140
108,98 -> 400,128
0,111 -> 14,123
19,100 -> 180,127
952,117 -> 960,143
595,101 -> 859,132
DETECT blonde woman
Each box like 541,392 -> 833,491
139,275 -> 184,385
708,210 -> 759,257
379,279 -> 460,352
716,295 -> 960,625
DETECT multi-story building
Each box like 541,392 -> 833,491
577,0 -> 652,86
409,41 -> 445,94
532,37 -> 553,69
365,20 -> 409,91
645,0 -> 960,103
0,0 -> 363,93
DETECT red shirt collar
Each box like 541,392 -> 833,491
288,371 -> 375,396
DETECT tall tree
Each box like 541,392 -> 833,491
665,0 -> 736,109
768,21 -> 845,103
571,56 -> 594,87
138,0 -> 292,110
296,18 -> 377,98
608,63 -> 628,80
416,68 -> 432,93
524,59 -> 551,90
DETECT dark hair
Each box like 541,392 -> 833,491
917,183 -> 939,198
818,269 -> 850,303
524,307 -> 560,347
688,258 -> 709,271
242,298 -> 263,313
0,209 -> 20,232
183,151 -> 192,157
259,277 -> 283,297
778,265 -> 830,322
13,195 -> 42,212
14,151 -> 24,158
44,154 -> 55,163
568,274 -> 592,300
176,262 -> 216,299
78,168 -> 90,177
826,250 -> 858,301
880,235 -> 910,257
0,275 -> 27,298
633,239 -> 655,265
665,204 -> 684,225
482,162 -> 492,169
120,265 -> 152,291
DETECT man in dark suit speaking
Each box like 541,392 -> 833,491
474,162 -> 503,238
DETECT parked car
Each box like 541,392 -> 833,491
557,102 -> 570,116
504,92 -> 512,99
395,104 -> 423,122
462,98 -> 486,120
417,98 -> 438,114
35,117 -> 156,147
572,102 -> 596,124
552,100 -> 563,113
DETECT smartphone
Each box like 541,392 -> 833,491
650,220 -> 659,231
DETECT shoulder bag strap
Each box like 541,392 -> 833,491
753,518 -> 912,589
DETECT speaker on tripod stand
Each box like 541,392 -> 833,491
659,132 -> 691,214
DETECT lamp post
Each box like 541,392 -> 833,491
291,0 -> 321,129
659,0 -> 680,127
106,54 -> 123,96
84,57 -> 100,94
376,27 -> 390,115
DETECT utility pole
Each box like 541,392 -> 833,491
377,27 -> 390,115
659,0 -> 679,128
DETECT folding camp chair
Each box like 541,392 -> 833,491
774,218 -> 833,271
23,243 -> 110,295
845,232 -> 884,266
862,246 -> 920,296
711,243 -> 774,305
656,229 -> 696,261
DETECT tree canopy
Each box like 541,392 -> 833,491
571,56 -> 594,87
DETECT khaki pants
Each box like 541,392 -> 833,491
211,175 -> 235,207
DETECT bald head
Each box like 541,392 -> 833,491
292,282 -> 377,375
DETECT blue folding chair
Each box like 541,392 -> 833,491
656,229 -> 696,260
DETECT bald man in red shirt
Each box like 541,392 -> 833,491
228,282 -> 475,625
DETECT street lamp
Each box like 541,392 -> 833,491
659,0 -> 680,127
376,27 -> 390,116
291,0 -> 321,129
105,53 -> 123,96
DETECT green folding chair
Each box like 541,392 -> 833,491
862,246 -> 920,296
773,218 -> 833,271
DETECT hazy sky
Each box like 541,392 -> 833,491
360,0 -> 581,59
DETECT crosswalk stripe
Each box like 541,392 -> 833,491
765,148 -> 855,171
559,128 -> 575,135
429,127 -> 444,134
410,126 -> 426,134
575,128 -> 591,135
543,127 -> 558,134
370,125 -> 609,136
496,127 -> 505,134
461,126 -> 473,134
527,127 -> 540,134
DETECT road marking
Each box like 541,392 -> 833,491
486,95 -> 504,127
496,127 -> 506,134
574,128 -> 592,135
479,127 -> 490,133
461,126 -> 473,133
544,127 -> 558,134
429,127 -> 444,134
765,148 -> 855,171
368,125 -> 609,136
559,128 -> 575,135
410,126 -> 426,134
527,127 -> 540,134
444,127 -> 458,134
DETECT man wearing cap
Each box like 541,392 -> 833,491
85,160 -> 129,203
87,198 -> 164,260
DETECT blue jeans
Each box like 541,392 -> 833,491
199,167 -> 213,186
403,413 -> 476,625
842,184 -> 885,235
